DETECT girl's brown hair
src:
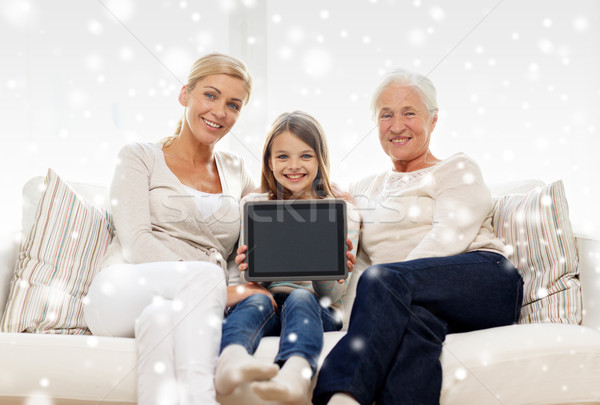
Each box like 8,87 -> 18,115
261,111 -> 334,200
163,53 -> 253,146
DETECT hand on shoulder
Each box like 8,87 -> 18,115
331,182 -> 355,204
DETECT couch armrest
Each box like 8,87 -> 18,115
577,235 -> 600,331
0,231 -> 21,316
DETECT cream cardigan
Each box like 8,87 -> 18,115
101,142 -> 256,276
350,153 -> 505,266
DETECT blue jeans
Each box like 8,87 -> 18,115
221,288 -> 343,374
312,251 -> 523,405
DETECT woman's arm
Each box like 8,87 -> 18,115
110,144 -> 183,263
406,156 -> 492,261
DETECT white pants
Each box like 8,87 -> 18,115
84,261 -> 227,405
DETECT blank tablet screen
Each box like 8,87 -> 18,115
244,199 -> 347,281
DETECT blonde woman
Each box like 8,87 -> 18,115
84,53 -> 256,405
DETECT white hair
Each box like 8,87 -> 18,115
370,69 -> 439,120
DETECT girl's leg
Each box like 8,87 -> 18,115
215,293 -> 280,395
220,293 -> 278,353
84,261 -> 227,405
313,251 -> 523,405
253,288 -> 341,404
276,288 -> 329,372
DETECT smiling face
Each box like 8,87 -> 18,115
376,85 -> 438,172
268,131 -> 319,199
178,73 -> 248,147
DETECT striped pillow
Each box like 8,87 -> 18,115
1,169 -> 113,334
492,180 -> 581,324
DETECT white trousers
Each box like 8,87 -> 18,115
84,261 -> 227,405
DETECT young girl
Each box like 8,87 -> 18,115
214,111 -> 360,404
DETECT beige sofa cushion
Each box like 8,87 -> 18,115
217,324 -> 600,405
0,332 -> 136,403
440,324 -> 600,404
2,323 -> 599,405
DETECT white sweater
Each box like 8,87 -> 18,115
350,153 -> 505,266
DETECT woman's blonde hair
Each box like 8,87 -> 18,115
163,53 -> 253,145
261,111 -> 334,200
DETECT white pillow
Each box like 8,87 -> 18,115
492,180 -> 581,324
1,169 -> 113,334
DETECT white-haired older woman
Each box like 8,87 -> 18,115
312,70 -> 524,405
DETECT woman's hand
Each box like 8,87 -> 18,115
331,182 -> 355,204
346,238 -> 357,270
235,244 -> 249,272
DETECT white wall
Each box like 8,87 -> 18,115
2,0 -> 599,237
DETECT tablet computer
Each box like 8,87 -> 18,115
243,199 -> 348,281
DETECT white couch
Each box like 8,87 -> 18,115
1,176 -> 600,405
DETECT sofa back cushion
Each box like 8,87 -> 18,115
4,174 -> 582,332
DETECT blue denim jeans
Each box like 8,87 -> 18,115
312,251 -> 523,405
221,288 -> 343,374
